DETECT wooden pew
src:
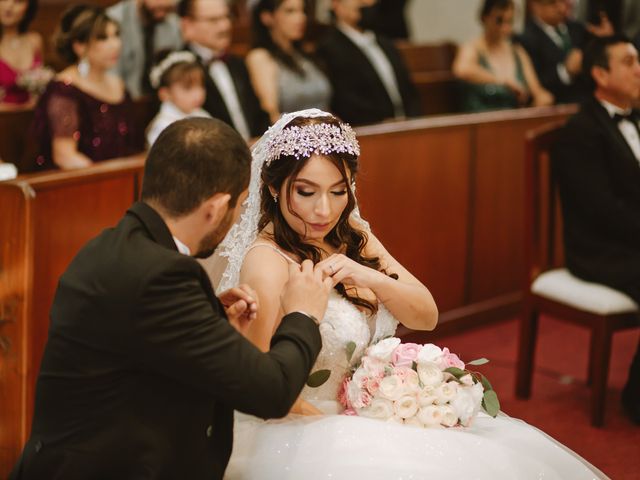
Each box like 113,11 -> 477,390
0,105 -> 576,476
396,42 -> 460,115
354,104 -> 577,339
0,156 -> 145,477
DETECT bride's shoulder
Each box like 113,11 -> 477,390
241,239 -> 293,281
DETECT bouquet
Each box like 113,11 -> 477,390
337,337 -> 500,428
16,66 -> 55,95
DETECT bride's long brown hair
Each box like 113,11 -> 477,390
258,115 -> 392,314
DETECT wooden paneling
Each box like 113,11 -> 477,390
0,186 -> 31,476
357,127 -> 471,312
0,157 -> 144,479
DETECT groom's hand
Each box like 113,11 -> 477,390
219,285 -> 259,333
281,259 -> 332,322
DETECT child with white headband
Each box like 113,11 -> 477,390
146,50 -> 211,146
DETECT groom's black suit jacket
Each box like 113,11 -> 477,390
316,27 -> 422,126
551,97 -> 640,301
10,202 -> 321,480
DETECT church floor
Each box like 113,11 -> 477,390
415,316 -> 639,479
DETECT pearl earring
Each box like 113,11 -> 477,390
272,192 -> 279,203
77,57 -> 90,78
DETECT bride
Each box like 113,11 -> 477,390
210,109 -> 608,479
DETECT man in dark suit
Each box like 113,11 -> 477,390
178,0 -> 269,139
10,118 -> 330,479
552,35 -> 640,424
516,0 -> 590,103
316,0 -> 422,126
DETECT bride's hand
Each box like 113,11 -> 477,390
218,284 -> 259,334
316,254 -> 384,289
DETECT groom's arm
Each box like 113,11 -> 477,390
134,256 -> 322,419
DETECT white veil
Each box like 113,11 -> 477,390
208,108 -> 370,294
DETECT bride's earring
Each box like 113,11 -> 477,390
77,57 -> 90,78
272,192 -> 278,203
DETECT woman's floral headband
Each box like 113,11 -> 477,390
265,122 -> 360,166
149,51 -> 198,89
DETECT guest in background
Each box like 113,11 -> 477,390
316,0 -> 421,126
179,0 -> 269,140
551,34 -> 640,425
369,0 -> 411,41
453,0 -> 553,112
246,0 -> 331,123
516,0 -> 610,104
0,0 -> 46,108
31,5 -> 143,170
107,0 -> 183,99
146,50 -> 211,146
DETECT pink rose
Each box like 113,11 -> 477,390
391,343 -> 422,368
363,372 -> 383,395
441,347 -> 465,370
343,408 -> 357,416
338,377 -> 351,409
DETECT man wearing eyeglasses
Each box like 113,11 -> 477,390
108,0 -> 184,98
178,0 -> 269,140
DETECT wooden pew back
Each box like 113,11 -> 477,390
0,157 -> 145,475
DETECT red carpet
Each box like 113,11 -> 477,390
421,317 -> 639,479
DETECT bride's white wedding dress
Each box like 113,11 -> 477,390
224,290 -> 608,480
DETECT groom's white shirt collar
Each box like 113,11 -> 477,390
172,236 -> 191,255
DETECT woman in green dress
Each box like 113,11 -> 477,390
453,0 -> 553,112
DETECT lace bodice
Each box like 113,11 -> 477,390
301,291 -> 398,405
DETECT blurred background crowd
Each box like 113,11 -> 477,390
0,0 -> 639,172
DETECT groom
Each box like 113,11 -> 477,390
10,118 -> 330,480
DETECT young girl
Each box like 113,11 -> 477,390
146,50 -> 211,146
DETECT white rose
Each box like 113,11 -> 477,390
434,381 -> 459,405
460,374 -> 474,386
404,415 -> 424,428
439,405 -> 459,427
416,343 -> 443,365
367,337 -> 402,362
417,405 -> 443,427
401,368 -> 420,394
417,361 -> 444,387
378,374 -> 404,400
394,395 -> 419,419
361,356 -> 386,377
450,383 -> 483,426
359,398 -> 394,419
417,385 -> 438,407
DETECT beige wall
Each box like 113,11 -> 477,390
407,0 -> 526,45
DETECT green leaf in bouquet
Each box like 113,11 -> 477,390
467,358 -> 489,366
306,369 -> 331,388
444,367 -> 466,379
345,341 -> 356,362
482,389 -> 501,417
412,361 -> 418,371
480,375 -> 494,392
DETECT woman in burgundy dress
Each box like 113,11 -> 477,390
31,5 -> 143,170
0,0 -> 44,108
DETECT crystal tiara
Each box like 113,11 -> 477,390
149,51 -> 198,90
265,122 -> 360,166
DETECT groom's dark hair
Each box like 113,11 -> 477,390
141,117 -> 250,217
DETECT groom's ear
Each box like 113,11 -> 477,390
202,192 -> 231,227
